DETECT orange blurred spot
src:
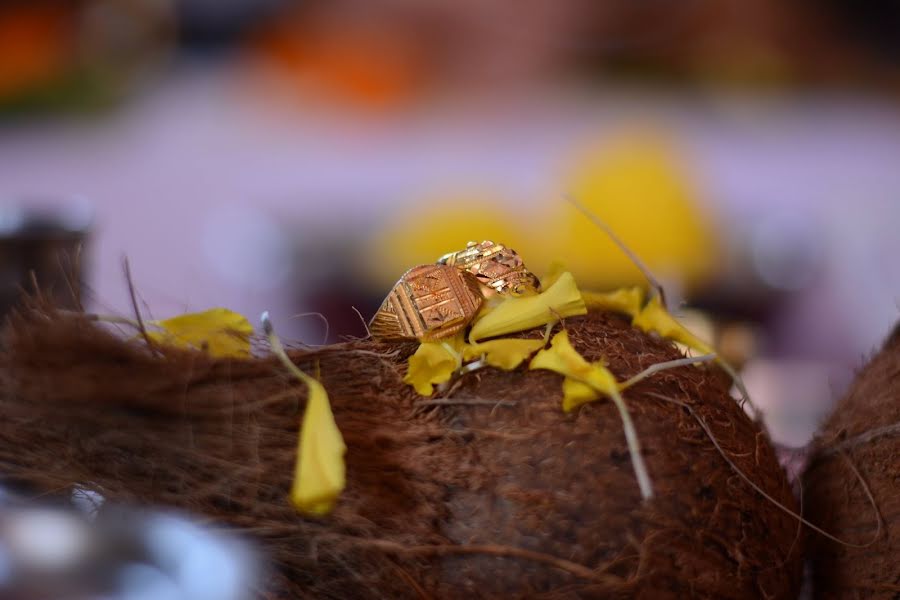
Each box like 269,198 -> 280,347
256,20 -> 423,108
0,5 -> 74,98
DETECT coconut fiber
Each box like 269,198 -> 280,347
0,304 -> 802,599
804,322 -> 900,599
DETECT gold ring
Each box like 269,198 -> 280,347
438,240 -> 540,297
369,264 -> 484,342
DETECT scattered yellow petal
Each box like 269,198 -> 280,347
146,308 -> 253,358
528,329 -> 591,380
529,330 -> 619,411
291,371 -> 347,516
469,272 -> 587,342
540,260 -> 568,289
581,286 -> 644,318
262,312 -> 345,516
562,376 -> 600,411
632,294 -> 714,355
463,338 -> 546,370
529,330 -> 592,378
403,334 -> 464,396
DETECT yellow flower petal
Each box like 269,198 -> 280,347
581,286 -> 644,318
146,308 -> 253,358
632,294 -> 713,355
529,330 -> 619,410
529,330 -> 592,378
528,329 -> 591,377
403,334 -> 464,396
262,312 -> 345,516
291,372 -> 347,516
469,272 -> 587,342
562,377 -> 600,411
540,260 -> 568,289
463,338 -> 546,370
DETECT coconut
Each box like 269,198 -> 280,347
804,323 -> 900,598
0,305 -> 802,599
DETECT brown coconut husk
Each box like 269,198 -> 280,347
0,303 -> 802,599
804,323 -> 900,598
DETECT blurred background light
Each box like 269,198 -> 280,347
200,203 -> 292,290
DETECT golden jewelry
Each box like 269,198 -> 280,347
369,264 -> 483,342
438,240 -> 540,296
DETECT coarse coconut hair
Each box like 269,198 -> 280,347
0,298 -> 803,599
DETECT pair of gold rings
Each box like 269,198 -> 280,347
370,241 -> 540,342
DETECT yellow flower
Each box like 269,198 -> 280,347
403,334 -> 464,396
529,330 -> 619,411
146,308 -> 253,358
581,286 -> 644,319
291,372 -> 347,516
463,338 -> 546,370
552,131 -> 718,291
363,196 -> 529,290
632,294 -> 713,355
261,312 -> 346,516
469,272 -> 587,342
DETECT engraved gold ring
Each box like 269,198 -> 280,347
370,241 -> 539,342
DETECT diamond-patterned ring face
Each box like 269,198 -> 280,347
371,241 -> 539,342
438,240 -> 540,296
369,264 -> 483,342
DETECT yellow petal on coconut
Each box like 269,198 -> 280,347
540,260 -> 568,290
146,308 -> 253,358
404,335 -> 464,396
262,312 -> 346,516
469,272 -> 587,342
291,372 -> 347,516
632,294 -> 714,355
562,376 -> 600,411
581,286 -> 645,319
575,362 -> 619,408
529,330 -> 619,402
530,330 -> 591,377
463,338 -> 546,371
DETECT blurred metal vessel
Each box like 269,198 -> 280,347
0,201 -> 91,321
0,488 -> 257,600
